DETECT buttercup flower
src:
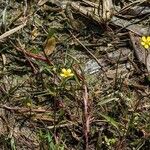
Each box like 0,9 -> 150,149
141,36 -> 150,49
60,68 -> 74,78
27,102 -> 31,107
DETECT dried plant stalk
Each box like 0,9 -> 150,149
98,0 -> 114,22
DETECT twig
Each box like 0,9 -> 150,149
83,83 -> 90,150
69,30 -> 108,79
23,0 -> 28,16
118,0 -> 146,14
17,39 -> 38,74
0,21 -> 27,41
10,41 -> 53,65
0,105 -> 52,113
47,121 -> 77,129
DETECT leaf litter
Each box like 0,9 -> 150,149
0,0 -> 150,149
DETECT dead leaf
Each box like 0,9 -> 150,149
44,37 -> 56,56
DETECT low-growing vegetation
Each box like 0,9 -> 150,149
0,0 -> 150,149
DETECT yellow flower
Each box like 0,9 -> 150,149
60,68 -> 74,78
26,102 -> 32,107
141,36 -> 150,49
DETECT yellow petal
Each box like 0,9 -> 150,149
141,42 -> 145,45
144,44 -> 149,49
27,102 -> 31,107
69,73 -> 74,77
60,73 -> 64,77
147,36 -> 150,42
62,68 -> 66,73
67,69 -> 71,73
60,73 -> 66,77
142,36 -> 147,42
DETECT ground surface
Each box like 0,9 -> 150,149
0,0 -> 150,150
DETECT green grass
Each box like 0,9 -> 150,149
0,0 -> 150,149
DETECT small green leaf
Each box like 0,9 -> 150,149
98,98 -> 118,106
100,113 -> 119,130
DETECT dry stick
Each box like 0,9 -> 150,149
10,41 -> 37,73
10,41 -> 53,64
23,0 -> 28,16
69,30 -> 108,79
83,83 -> 90,150
18,40 -> 38,74
118,0 -> 146,14
8,12 -> 23,28
114,49 -> 122,89
23,52 -> 38,73
0,21 -> 27,41
47,122 -> 77,129
0,105 -> 52,113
